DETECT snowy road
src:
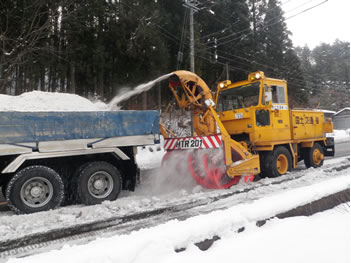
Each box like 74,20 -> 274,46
1,163 -> 349,262
0,138 -> 349,262
0,155 -> 349,261
0,139 -> 349,210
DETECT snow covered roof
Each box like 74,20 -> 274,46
317,109 -> 337,114
334,107 -> 350,116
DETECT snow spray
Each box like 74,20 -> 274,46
134,149 -> 201,196
109,73 -> 172,110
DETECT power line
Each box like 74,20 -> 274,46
197,49 -> 309,88
196,0 -> 293,47
286,0 -> 328,20
198,52 -> 312,90
153,10 -> 312,86
198,0 -> 328,50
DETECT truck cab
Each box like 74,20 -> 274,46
215,71 -> 334,177
216,71 -> 291,146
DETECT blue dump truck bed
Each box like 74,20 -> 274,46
0,111 -> 160,144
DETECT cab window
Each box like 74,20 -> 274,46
217,82 -> 260,111
271,85 -> 286,104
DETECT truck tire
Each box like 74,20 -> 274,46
77,161 -> 122,205
263,146 -> 292,177
1,184 -> 7,198
62,163 -> 89,206
5,166 -> 64,214
304,143 -> 324,168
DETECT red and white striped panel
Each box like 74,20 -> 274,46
164,135 -> 222,151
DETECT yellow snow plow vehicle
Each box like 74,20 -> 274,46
161,70 -> 334,189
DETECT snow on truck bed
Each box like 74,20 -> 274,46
0,91 -> 109,111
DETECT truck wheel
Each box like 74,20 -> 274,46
304,143 -> 324,168
263,146 -> 292,177
77,161 -> 122,205
62,163 -> 89,206
1,184 -> 7,197
5,166 -> 64,214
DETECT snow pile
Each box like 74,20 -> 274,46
136,137 -> 166,170
7,175 -> 349,263
171,205 -> 349,263
0,91 -> 109,111
328,129 -> 350,143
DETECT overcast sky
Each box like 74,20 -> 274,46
282,0 -> 350,48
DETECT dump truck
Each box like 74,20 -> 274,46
161,71 -> 335,188
0,111 -> 160,214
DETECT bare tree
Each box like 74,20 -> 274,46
0,0 -> 73,94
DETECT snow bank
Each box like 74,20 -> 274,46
7,174 -> 349,263
0,91 -> 109,111
136,137 -> 166,170
328,129 -> 350,143
170,205 -> 349,263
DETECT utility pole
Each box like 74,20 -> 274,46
189,8 -> 195,72
183,0 -> 199,73
183,0 -> 199,136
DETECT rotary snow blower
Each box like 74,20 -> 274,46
160,71 -> 260,189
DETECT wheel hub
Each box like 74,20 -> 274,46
93,179 -> 104,190
276,154 -> 288,174
30,186 -> 43,198
20,177 -> 53,208
313,149 -> 323,165
88,172 -> 114,199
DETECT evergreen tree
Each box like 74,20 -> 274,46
0,0 -> 348,110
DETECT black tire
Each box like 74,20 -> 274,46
77,161 -> 122,205
258,151 -> 268,178
304,143 -> 324,168
263,146 -> 292,178
62,163 -> 90,206
5,166 -> 64,214
1,184 -> 7,198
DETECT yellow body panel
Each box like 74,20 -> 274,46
291,110 -> 326,140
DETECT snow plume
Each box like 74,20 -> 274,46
135,146 -> 228,196
109,73 -> 172,110
135,149 -> 200,195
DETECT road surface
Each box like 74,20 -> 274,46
0,140 -> 349,212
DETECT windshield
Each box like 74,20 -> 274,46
217,82 -> 260,111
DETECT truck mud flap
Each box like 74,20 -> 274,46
324,137 -> 335,157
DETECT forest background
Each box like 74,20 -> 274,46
0,0 -> 349,111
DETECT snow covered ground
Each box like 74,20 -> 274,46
0,156 -> 348,241
5,175 -> 350,263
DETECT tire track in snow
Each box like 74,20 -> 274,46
0,159 -> 349,260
